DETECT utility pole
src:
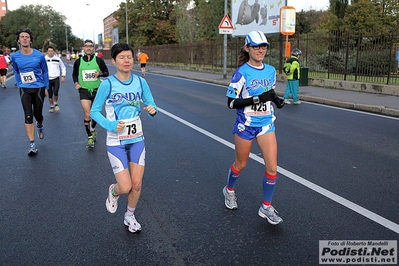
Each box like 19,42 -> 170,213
223,0 -> 227,79
126,0 -> 129,44
65,25 -> 68,53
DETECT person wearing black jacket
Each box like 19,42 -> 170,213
72,40 -> 109,148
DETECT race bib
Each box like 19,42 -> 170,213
117,117 -> 143,140
20,71 -> 37,84
82,70 -> 97,81
244,102 -> 271,116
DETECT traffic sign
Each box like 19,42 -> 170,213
219,14 -> 234,34
218,14 -> 234,29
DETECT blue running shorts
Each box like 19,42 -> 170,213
232,122 -> 275,140
107,141 -> 145,174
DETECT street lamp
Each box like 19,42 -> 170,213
65,25 -> 68,53
125,0 -> 129,44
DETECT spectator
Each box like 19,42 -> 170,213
283,48 -> 302,105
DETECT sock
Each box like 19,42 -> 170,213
262,172 -> 277,208
111,185 -> 118,197
227,164 -> 241,191
84,119 -> 91,136
127,206 -> 135,215
30,140 -> 35,144
91,119 -> 97,131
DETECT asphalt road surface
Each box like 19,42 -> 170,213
1,62 -> 398,265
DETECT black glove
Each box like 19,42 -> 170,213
259,89 -> 276,103
273,95 -> 285,109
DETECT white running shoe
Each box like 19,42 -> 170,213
284,99 -> 291,104
223,186 -> 238,210
124,212 -> 142,233
106,184 -> 119,213
258,205 -> 283,225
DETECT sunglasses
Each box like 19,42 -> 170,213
249,45 -> 268,50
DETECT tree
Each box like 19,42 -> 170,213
329,0 -> 350,18
114,0 -> 177,47
295,10 -> 329,34
0,4 -> 79,52
343,0 -> 383,32
174,0 -> 198,44
194,0 -> 225,41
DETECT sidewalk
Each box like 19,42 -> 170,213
144,65 -> 399,118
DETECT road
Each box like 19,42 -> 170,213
1,62 -> 398,265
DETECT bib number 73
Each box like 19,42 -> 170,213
117,117 -> 143,140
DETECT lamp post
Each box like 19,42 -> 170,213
65,25 -> 68,53
125,0 -> 129,44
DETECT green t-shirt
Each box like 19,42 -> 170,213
78,56 -> 101,92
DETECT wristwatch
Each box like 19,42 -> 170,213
253,96 -> 260,104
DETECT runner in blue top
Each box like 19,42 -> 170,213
90,42 -> 157,233
12,28 -> 49,156
223,30 -> 285,225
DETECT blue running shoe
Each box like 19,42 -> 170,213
28,143 -> 38,156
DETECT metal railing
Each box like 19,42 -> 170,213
136,30 -> 399,85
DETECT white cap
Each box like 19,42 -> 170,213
245,31 -> 269,46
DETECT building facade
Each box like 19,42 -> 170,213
0,0 -> 8,18
103,12 -> 117,50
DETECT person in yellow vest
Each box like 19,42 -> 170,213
138,50 -> 149,77
72,40 -> 109,148
283,48 -> 302,105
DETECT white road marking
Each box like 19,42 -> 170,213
159,107 -> 399,235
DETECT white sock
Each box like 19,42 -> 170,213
127,206 -> 135,215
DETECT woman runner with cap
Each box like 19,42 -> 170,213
223,30 -> 285,225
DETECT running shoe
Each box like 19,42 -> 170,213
124,212 -> 142,233
284,99 -> 291,104
258,205 -> 283,225
106,184 -> 119,213
91,130 -> 97,142
86,136 -> 95,148
223,186 -> 238,210
293,100 -> 302,105
1,83 -> 6,88
37,123 -> 44,139
28,142 -> 38,156
54,104 -> 60,111
49,107 -> 54,113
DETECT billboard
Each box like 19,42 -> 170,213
97,33 -> 103,49
112,28 -> 119,45
232,0 -> 286,37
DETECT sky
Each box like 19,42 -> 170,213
7,0 -> 329,39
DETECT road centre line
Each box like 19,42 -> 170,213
158,107 -> 399,235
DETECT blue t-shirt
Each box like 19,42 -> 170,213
226,63 -> 276,127
12,49 -> 49,89
90,74 -> 157,146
